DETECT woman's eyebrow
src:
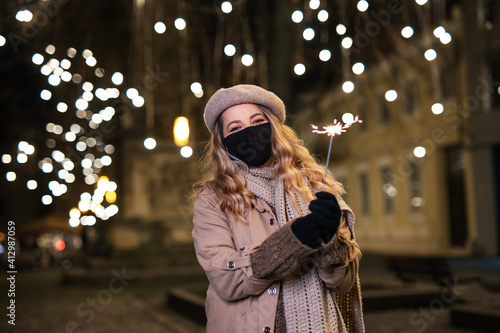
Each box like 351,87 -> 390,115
249,113 -> 265,120
226,119 -> 242,130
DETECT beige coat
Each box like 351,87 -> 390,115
192,188 -> 362,333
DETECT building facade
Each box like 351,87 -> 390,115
293,0 -> 500,256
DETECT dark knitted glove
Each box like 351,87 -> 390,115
309,191 -> 342,242
291,214 -> 325,249
291,191 -> 342,249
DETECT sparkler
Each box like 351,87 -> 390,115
311,115 -> 362,183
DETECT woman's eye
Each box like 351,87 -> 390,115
253,118 -> 266,125
228,126 -> 241,133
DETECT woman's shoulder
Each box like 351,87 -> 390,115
195,185 -> 223,206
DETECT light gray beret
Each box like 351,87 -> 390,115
204,84 -> 286,133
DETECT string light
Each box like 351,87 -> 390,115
180,146 -> 193,158
27,180 -> 37,190
294,63 -> 306,75
221,1 -> 232,14
319,49 -> 331,61
385,90 -> 398,101
336,24 -> 347,35
440,33 -> 452,44
85,56 -> 97,67
28,44 -> 121,226
0,35 -> 5,47
309,0 -> 320,10
342,81 -> 355,93
42,195 -> 53,205
303,28 -> 315,41
48,74 -> 61,86
16,10 -> 33,22
431,103 -> 444,114
144,137 -> 157,150
190,82 -> 203,98
154,21 -> 166,34
174,18 -> 186,30
341,37 -> 353,49
357,0 -> 369,12
291,10 -> 304,23
433,26 -> 446,38
126,88 -> 139,99
46,45 -> 56,54
67,47 -> 77,58
224,44 -> 236,56
241,54 -> 254,66
317,10 -> 329,22
111,72 -> 124,85
82,49 -> 93,59
32,54 -> 44,65
132,96 -> 145,107
424,49 -> 437,61
413,146 -> 426,158
352,62 -> 365,74
401,26 -> 414,38
40,90 -> 52,100
61,59 -> 71,69
2,154 -> 11,164
17,153 -> 28,163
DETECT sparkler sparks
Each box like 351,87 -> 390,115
311,116 -> 362,137
311,115 -> 362,183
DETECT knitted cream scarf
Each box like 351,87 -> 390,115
245,167 -> 348,333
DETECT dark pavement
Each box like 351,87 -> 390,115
1,249 -> 499,333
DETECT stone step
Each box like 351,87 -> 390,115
61,265 -> 208,286
362,286 -> 443,311
450,304 -> 500,333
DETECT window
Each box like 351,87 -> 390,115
359,172 -> 370,215
440,63 -> 457,100
445,146 -> 467,246
357,101 -> 367,133
379,94 -> 390,123
491,61 -> 500,109
409,161 -> 424,211
381,166 -> 396,214
404,79 -> 419,115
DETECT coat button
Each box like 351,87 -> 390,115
268,287 -> 277,295
270,218 -> 275,225
263,327 -> 271,333
228,261 -> 235,269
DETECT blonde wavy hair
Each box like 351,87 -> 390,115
193,105 -> 345,221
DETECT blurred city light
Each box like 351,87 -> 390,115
385,90 -> 398,102
221,1 -> 232,13
291,10 -> 303,23
342,81 -> 355,93
319,49 -> 331,62
224,44 -> 236,56
174,116 -> 190,147
154,21 -> 166,34
401,26 -> 414,38
144,137 -> 157,150
294,63 -> 306,76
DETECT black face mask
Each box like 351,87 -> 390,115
223,123 -> 273,167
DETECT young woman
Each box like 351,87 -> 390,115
192,84 -> 364,333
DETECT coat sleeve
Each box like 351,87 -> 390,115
192,192 -> 274,302
250,220 -> 316,280
313,210 -> 362,293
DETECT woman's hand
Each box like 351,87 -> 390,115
309,191 -> 341,240
291,191 -> 342,248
